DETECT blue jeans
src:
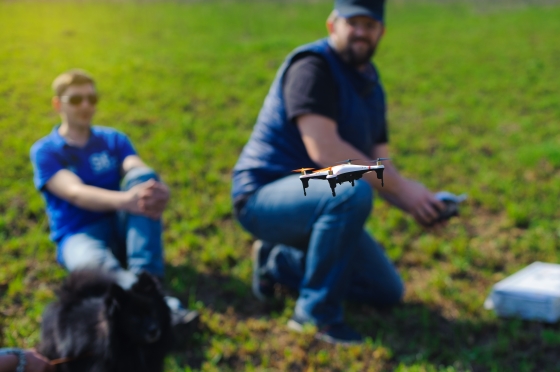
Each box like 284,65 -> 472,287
59,168 -> 164,288
237,174 -> 404,326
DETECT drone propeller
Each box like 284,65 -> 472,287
313,167 -> 332,173
336,158 -> 361,165
368,158 -> 391,165
293,167 -> 315,175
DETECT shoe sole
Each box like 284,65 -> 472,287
287,319 -> 304,333
181,310 -> 200,325
314,332 -> 363,346
252,240 -> 269,302
288,319 -> 363,345
171,310 -> 200,330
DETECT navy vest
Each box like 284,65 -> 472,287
232,38 -> 387,200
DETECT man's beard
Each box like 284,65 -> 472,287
340,38 -> 376,68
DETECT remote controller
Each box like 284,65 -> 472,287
434,191 -> 467,223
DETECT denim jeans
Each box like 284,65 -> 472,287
237,174 -> 404,326
60,167 -> 164,288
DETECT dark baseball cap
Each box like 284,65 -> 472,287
334,0 -> 385,22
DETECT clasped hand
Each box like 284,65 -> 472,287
125,179 -> 170,220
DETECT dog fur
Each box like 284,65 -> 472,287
38,269 -> 172,372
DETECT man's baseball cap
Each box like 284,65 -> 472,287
334,0 -> 385,22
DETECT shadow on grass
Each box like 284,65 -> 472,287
347,301 -> 560,371
164,262 -> 287,316
164,262 -> 289,369
164,262 -> 560,371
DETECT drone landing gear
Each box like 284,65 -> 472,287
349,173 -> 363,187
328,179 -> 337,197
375,168 -> 385,187
301,179 -> 309,196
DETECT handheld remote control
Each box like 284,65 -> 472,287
434,191 -> 467,223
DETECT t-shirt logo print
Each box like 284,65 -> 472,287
89,151 -> 116,174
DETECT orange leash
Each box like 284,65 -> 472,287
50,352 -> 94,365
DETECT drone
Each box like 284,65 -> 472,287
293,158 -> 389,197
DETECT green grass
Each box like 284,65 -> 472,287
1,0 -> 560,370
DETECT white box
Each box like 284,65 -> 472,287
484,262 -> 560,323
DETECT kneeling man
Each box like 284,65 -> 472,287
232,0 -> 446,344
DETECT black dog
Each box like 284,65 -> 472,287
38,269 -> 172,372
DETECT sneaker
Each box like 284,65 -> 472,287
252,240 -> 275,301
165,296 -> 200,349
164,296 -> 200,327
288,316 -> 363,345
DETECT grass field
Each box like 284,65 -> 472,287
1,0 -> 560,370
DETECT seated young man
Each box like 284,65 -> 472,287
30,69 -> 197,328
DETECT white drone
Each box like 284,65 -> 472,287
293,158 -> 389,197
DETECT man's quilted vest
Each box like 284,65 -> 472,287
232,38 -> 387,200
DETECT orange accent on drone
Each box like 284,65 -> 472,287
313,167 -> 332,173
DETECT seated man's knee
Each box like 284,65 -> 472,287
62,237 -> 121,273
63,247 -> 106,271
122,167 -> 159,189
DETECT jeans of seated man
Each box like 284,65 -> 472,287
236,174 -> 404,326
60,167 -> 164,288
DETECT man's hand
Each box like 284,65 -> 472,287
124,179 -> 170,220
398,180 -> 446,227
370,144 -> 446,228
24,349 -> 55,372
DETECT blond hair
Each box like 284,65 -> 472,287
52,69 -> 95,97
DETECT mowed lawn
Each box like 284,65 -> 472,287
1,0 -> 560,370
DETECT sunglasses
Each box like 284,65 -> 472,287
60,94 -> 99,106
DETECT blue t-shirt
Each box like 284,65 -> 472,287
30,125 -> 136,244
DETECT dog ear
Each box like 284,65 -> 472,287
105,283 -> 127,314
132,271 -> 161,295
